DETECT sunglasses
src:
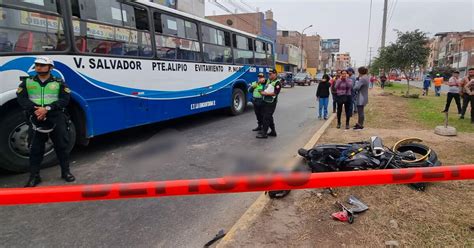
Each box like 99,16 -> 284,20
35,63 -> 49,67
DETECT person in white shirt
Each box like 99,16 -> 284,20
442,71 -> 462,114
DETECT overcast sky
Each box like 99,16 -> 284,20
205,0 -> 474,67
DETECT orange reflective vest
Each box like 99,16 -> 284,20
434,77 -> 443,87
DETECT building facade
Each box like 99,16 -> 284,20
429,31 -> 474,77
275,43 -> 307,73
205,10 -> 277,46
277,30 -> 321,76
335,52 -> 351,70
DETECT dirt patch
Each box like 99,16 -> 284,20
223,88 -> 474,247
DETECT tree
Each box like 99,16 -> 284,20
375,30 -> 430,95
430,66 -> 455,80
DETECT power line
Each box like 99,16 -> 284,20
211,0 -> 256,29
387,0 -> 398,30
240,0 -> 258,12
212,0 -> 290,32
239,0 -> 257,12
225,0 -> 249,14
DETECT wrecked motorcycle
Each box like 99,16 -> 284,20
298,137 -> 442,191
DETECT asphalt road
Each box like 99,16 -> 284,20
0,83 -> 329,247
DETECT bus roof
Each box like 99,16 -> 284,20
133,0 -> 272,43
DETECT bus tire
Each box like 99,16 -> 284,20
0,110 -> 76,172
229,88 -> 246,116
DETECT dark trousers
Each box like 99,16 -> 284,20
461,95 -> 474,121
348,95 -> 354,115
28,114 -> 70,176
444,93 -> 462,113
352,94 -> 358,114
253,99 -> 264,128
332,93 -> 337,113
461,94 -> 472,118
357,105 -> 365,127
336,96 -> 351,125
435,86 -> 441,96
261,101 -> 277,134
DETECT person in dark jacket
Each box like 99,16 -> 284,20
330,70 -> 341,113
316,74 -> 331,120
347,67 -> 357,116
380,74 -> 388,89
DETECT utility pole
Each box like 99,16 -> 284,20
331,53 -> 335,74
368,47 -> 373,67
299,25 -> 313,73
457,39 -> 461,70
365,0 -> 373,66
381,0 -> 388,48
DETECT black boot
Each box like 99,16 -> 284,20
337,123 -> 341,129
61,172 -> 76,182
25,174 -> 42,187
252,126 -> 262,132
267,130 -> 277,137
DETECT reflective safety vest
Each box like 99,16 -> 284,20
263,79 -> 280,103
433,77 -> 443,87
251,81 -> 265,98
26,78 -> 60,106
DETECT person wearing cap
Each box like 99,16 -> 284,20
16,56 -> 75,187
249,72 -> 267,132
433,73 -> 444,96
257,68 -> 281,139
442,71 -> 462,114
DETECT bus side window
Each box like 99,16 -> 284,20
233,35 -> 253,65
202,25 -> 232,64
71,0 -> 152,57
0,5 -> 68,53
255,40 -> 266,66
266,43 -> 274,66
154,12 -> 200,62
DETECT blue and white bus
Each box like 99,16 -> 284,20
0,0 -> 275,172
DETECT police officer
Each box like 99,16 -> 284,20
257,69 -> 281,139
249,73 -> 266,132
16,56 -> 75,187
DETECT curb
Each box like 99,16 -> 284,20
216,113 -> 336,247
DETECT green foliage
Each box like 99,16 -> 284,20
429,66 -> 456,79
375,29 -> 430,94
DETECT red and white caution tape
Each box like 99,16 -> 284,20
0,165 -> 472,205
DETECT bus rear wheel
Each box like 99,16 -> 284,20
229,88 -> 246,115
0,109 -> 76,172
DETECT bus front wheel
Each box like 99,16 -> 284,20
229,88 -> 246,116
0,109 -> 76,172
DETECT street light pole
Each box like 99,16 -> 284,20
299,25 -> 312,73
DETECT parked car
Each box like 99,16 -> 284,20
278,72 -> 295,88
294,72 -> 312,86
314,72 -> 324,83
